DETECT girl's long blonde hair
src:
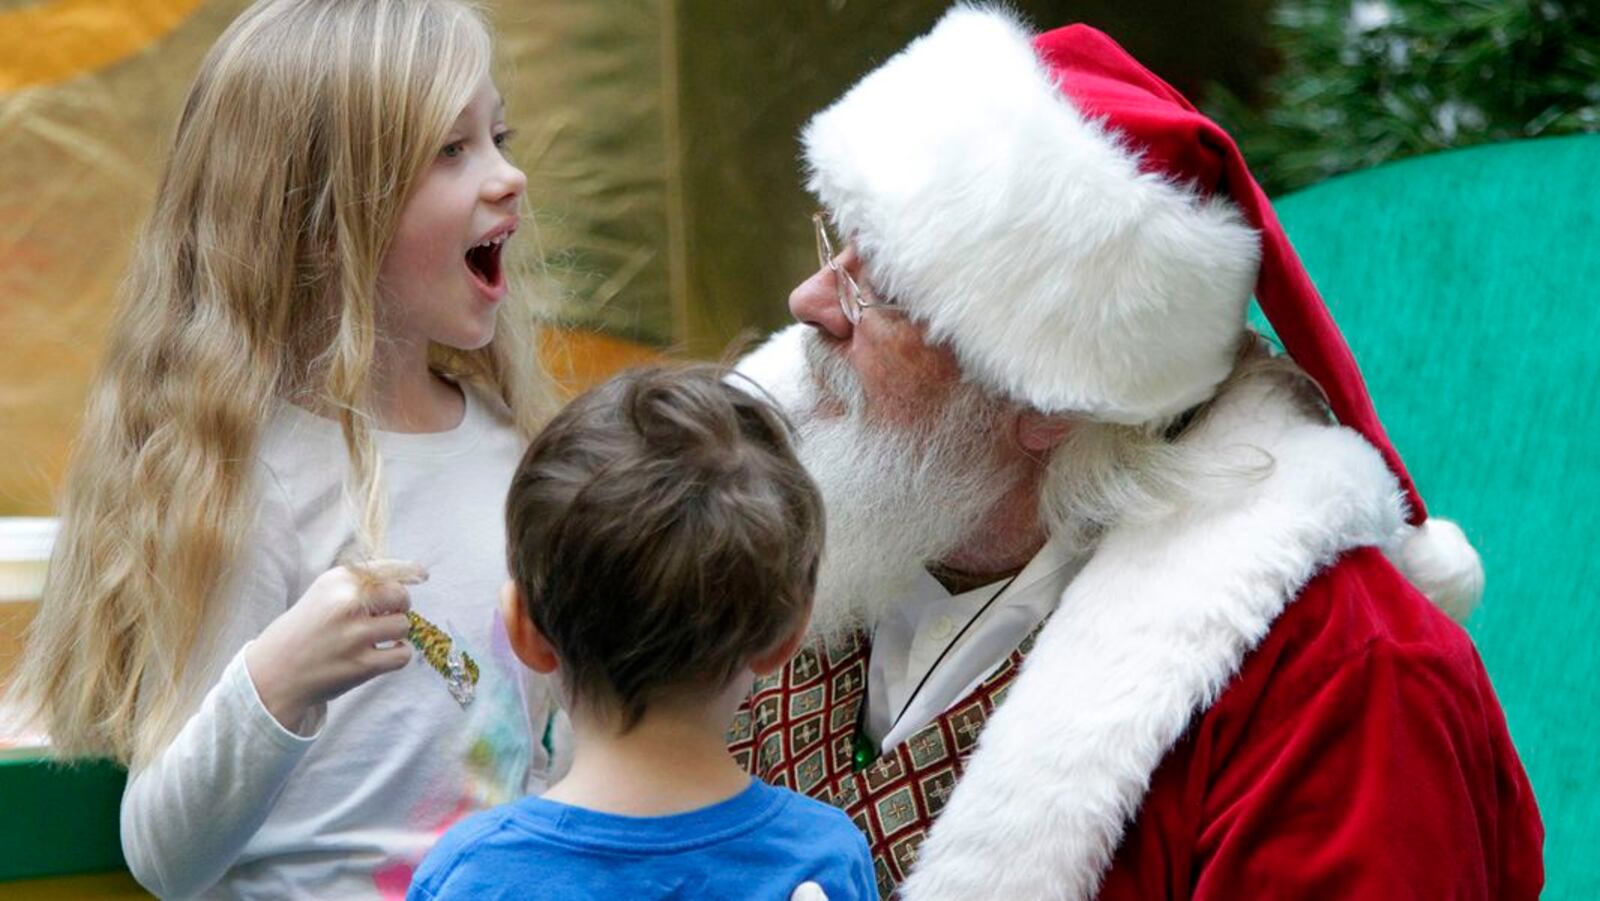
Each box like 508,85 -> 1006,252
7,0 -> 553,767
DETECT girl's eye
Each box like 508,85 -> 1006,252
440,141 -> 465,159
493,129 -> 516,151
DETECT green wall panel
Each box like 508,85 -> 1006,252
1273,134 -> 1600,899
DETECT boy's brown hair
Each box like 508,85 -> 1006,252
505,363 -> 824,729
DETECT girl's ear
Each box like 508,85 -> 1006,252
750,611 -> 812,676
500,580 -> 559,674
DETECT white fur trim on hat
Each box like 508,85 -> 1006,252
802,6 -> 1260,424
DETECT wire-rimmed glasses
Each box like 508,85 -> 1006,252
813,212 -> 895,324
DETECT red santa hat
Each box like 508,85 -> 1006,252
801,6 -> 1483,615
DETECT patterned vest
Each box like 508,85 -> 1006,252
727,629 -> 1040,898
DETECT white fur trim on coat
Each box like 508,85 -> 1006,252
898,372 -> 1410,900
727,324 -> 813,417
802,6 -> 1260,424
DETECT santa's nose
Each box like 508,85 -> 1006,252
789,265 -> 853,339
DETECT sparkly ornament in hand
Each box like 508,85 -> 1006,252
406,610 -> 480,707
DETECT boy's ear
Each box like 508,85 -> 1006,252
750,611 -> 811,676
500,580 -> 559,675
1015,408 -> 1073,454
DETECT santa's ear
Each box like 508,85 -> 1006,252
1016,409 -> 1073,453
500,580 -> 560,674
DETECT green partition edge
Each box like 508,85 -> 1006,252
0,750 -> 127,882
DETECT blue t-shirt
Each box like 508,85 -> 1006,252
408,778 -> 877,900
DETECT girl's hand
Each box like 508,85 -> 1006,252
245,560 -> 427,733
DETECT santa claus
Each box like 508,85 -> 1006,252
728,7 -> 1542,899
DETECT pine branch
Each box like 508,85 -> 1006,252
1206,0 -> 1600,196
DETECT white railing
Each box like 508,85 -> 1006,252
0,517 -> 56,603
1,518 -> 55,748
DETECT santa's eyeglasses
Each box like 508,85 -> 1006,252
813,212 -> 898,324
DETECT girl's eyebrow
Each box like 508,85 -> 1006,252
451,94 -> 505,127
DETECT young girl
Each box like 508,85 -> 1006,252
5,0 -> 560,896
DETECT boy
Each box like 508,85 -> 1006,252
409,365 -> 876,900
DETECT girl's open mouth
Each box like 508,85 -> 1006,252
465,232 -> 508,296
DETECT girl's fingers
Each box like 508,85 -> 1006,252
365,612 -> 413,645
361,583 -> 411,616
366,643 -> 414,674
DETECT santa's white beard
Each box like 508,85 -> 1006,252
790,333 -> 1012,640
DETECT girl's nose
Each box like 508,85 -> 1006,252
485,160 -> 526,205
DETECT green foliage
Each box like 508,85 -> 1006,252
1207,0 -> 1600,196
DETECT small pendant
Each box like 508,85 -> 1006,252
407,610 -> 480,708
852,730 -> 878,771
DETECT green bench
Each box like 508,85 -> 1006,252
0,750 -> 130,889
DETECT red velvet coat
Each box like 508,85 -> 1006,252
1098,547 -> 1542,900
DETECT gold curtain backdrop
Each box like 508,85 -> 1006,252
0,0 -> 1266,519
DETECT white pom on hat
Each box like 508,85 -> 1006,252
1385,517 -> 1485,622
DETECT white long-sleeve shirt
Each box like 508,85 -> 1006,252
121,383 -> 556,899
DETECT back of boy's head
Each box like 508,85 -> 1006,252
505,364 -> 824,729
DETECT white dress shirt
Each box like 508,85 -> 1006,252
865,538 -> 1082,751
